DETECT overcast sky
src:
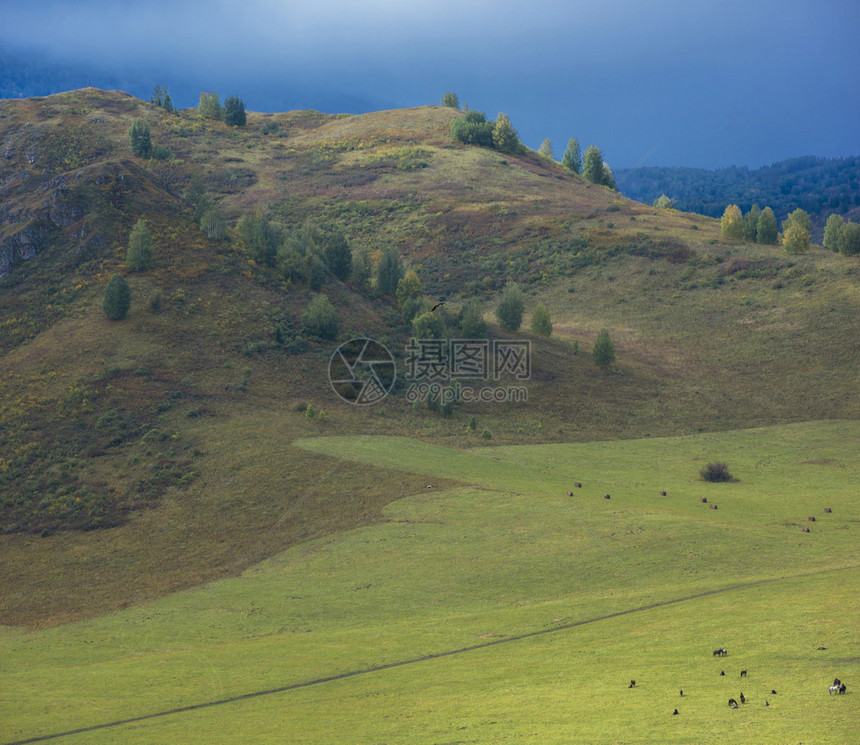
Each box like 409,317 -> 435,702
2,0 -> 858,169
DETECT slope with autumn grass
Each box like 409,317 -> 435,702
0,88 -> 858,634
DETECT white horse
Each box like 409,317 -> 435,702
829,684 -> 842,695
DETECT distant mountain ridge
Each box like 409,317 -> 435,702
618,155 -> 860,236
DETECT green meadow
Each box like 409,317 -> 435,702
2,420 -> 857,744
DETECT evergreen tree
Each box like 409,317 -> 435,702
376,247 -> 403,296
592,328 -> 615,369
530,301 -> 552,337
223,95 -> 246,127
323,231 -> 352,281
837,221 -> 860,256
757,207 -> 778,244
198,92 -> 222,120
823,213 -> 844,252
538,138 -> 555,160
653,194 -> 675,209
496,283 -> 524,332
782,220 -> 810,254
720,205 -> 745,240
492,112 -> 521,154
129,118 -> 151,158
441,92 -> 460,109
301,294 -> 340,339
582,145 -> 604,184
126,219 -> 153,271
744,204 -> 762,241
103,274 -> 131,320
459,299 -> 487,338
561,137 -> 582,174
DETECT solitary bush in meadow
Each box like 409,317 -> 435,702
700,462 -> 734,482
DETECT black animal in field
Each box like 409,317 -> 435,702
728,698 -> 738,709
713,648 -> 728,657
740,669 -> 747,677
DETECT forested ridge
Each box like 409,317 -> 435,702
618,155 -> 860,234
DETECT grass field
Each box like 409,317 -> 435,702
2,420 -> 857,744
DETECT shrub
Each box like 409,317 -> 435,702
592,328 -> 615,369
441,92 -> 460,109
700,462 -> 734,482
150,144 -> 173,161
126,219 -> 152,271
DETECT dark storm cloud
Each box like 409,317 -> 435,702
1,0 -> 858,167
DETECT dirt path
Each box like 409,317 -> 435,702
6,564 -> 857,745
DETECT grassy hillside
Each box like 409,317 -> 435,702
2,421 -> 857,744
0,88 -> 858,633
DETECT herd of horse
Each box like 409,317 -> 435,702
707,649 -> 847,707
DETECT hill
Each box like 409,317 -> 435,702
616,156 -> 860,238
0,88 -> 858,629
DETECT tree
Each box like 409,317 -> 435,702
653,194 -> 675,209
720,205 -> 744,240
744,204 -> 761,241
412,311 -> 444,340
301,294 -> 339,340
757,207 -> 778,244
238,211 -> 279,266
396,270 -> 423,308
151,85 -> 174,112
126,219 -> 152,271
538,138 -> 555,160
602,162 -> 617,191
450,110 -> 494,147
185,174 -> 211,223
496,283 -> 524,332
351,249 -> 372,289
102,274 -> 131,320
323,231 -> 352,281
582,145 -> 604,184
782,220 -> 810,254
129,118 -> 151,158
561,138 -> 582,174
492,112 -> 521,154
223,95 -> 246,127
837,221 -> 860,256
376,247 -> 403,296
198,92 -> 222,120
459,299 -> 487,338
592,328 -> 615,369
200,205 -> 227,240
530,301 -> 552,337
784,208 -> 812,237
823,214 -> 844,252
441,92 -> 460,109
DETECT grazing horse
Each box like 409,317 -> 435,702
740,692 -> 745,704
833,678 -> 841,687
740,670 -> 747,677
628,680 -> 636,688
829,685 -> 841,694
830,683 -> 847,694
728,698 -> 738,708
713,648 -> 728,657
